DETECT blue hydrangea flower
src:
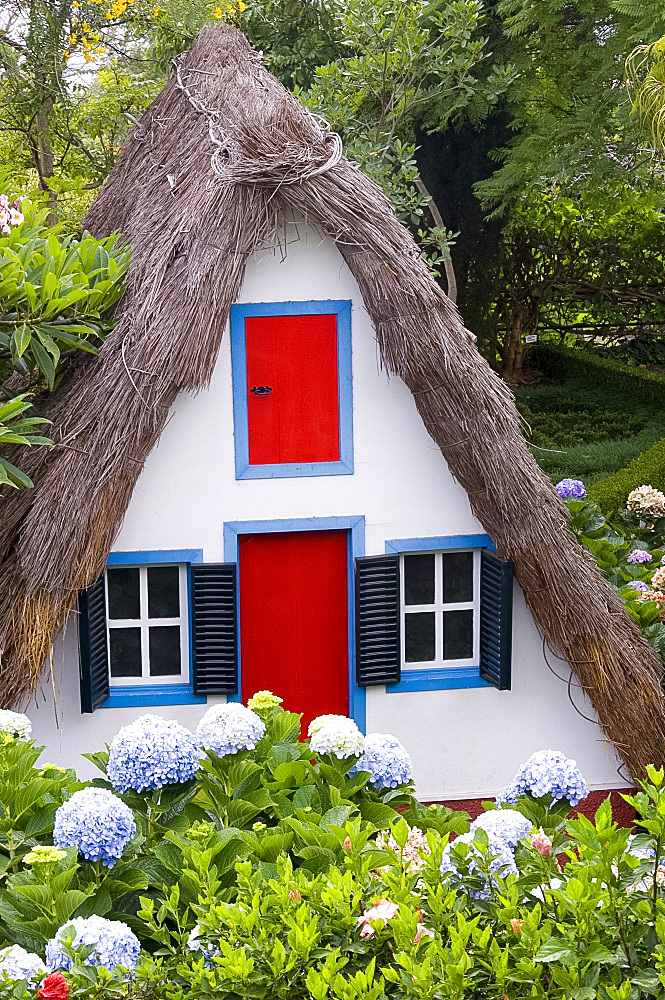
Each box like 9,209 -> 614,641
470,809 -> 532,849
627,549 -> 653,564
107,714 -> 199,793
556,478 -> 587,500
0,945 -> 46,982
440,831 -> 518,899
46,915 -> 140,972
348,733 -> 412,788
627,580 -> 651,593
53,788 -> 136,868
187,924 -> 220,963
196,704 -> 265,756
497,750 -> 588,807
308,715 -> 364,758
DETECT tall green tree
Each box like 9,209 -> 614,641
0,0 -> 160,220
464,0 -> 665,378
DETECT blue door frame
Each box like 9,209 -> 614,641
223,515 -> 366,731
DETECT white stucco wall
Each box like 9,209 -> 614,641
27,221 -> 625,798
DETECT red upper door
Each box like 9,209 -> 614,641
245,313 -> 340,465
238,530 -> 349,736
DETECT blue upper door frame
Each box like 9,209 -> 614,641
223,516 -> 366,731
230,300 -> 354,480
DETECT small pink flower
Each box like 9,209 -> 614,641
357,899 -> 399,937
531,829 -> 552,857
414,922 -> 434,943
288,889 -> 301,900
343,836 -> 352,850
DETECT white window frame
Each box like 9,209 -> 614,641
105,564 -> 189,687
400,549 -> 480,671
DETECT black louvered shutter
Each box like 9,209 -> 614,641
78,576 -> 109,713
479,550 -> 513,690
191,563 -> 238,695
355,555 -> 400,686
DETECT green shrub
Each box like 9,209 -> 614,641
588,438 -> 665,513
4,731 -> 665,1000
530,342 -> 665,405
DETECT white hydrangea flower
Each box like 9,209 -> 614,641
0,710 -> 32,740
196,703 -> 265,756
627,485 -> 665,520
308,715 -> 364,758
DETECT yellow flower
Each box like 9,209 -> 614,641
153,4 -> 162,12
226,2 -> 235,12
24,846 -> 67,866
238,0 -> 246,10
69,32 -> 77,43
82,20 -> 91,30
71,0 -> 80,6
213,6 -> 223,16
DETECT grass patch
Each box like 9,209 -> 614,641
513,379 -> 665,485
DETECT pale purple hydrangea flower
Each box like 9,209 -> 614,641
627,549 -> 653,564
498,750 -> 588,807
348,733 -> 412,788
556,479 -> 586,500
53,788 -> 136,868
470,809 -> 532,849
627,581 -> 651,593
440,831 -> 518,899
46,915 -> 140,972
0,945 -> 46,982
107,714 -> 199,793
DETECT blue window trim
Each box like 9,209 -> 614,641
101,548 -> 206,708
223,516 -> 366,731
385,534 -> 494,553
230,300 -> 354,480
384,534 -> 494,694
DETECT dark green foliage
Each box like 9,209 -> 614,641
530,343 -> 665,405
521,344 -> 665,498
513,377 -> 665,486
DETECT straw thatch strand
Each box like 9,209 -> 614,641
1,22 -> 664,777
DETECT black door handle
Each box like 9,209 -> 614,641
250,386 -> 273,395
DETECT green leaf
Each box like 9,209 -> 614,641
534,939 -> 576,963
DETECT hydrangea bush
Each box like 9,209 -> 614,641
7,695 -> 665,999
53,789 -> 136,868
349,733 -> 413,788
307,714 -> 364,758
0,710 -> 32,740
564,483 -> 665,663
107,714 -> 200,793
498,749 -> 589,807
0,945 -> 45,982
196,703 -> 265,756
45,916 -> 140,972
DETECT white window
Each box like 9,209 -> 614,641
105,564 -> 189,686
400,550 -> 479,670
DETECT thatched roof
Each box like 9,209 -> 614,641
1,22 -> 664,778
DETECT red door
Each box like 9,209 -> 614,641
239,530 -> 349,735
245,313 -> 340,465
